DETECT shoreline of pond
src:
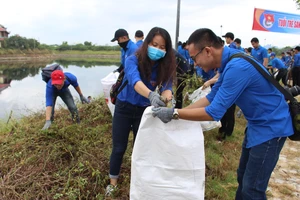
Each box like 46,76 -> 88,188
0,53 -> 120,62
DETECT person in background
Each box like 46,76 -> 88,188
267,48 -> 274,74
286,51 -> 294,86
41,70 -> 89,130
270,52 -> 288,86
245,47 -> 252,55
134,30 -> 144,48
175,50 -> 194,108
111,28 -> 138,72
234,38 -> 244,52
106,27 -> 176,196
152,28 -> 293,200
87,96 -> 92,103
220,33 -> 237,139
250,37 -> 268,68
222,32 -> 236,49
281,52 -> 287,64
292,46 -> 300,86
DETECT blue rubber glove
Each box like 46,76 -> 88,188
148,91 -> 166,107
42,120 -> 52,130
152,107 -> 174,123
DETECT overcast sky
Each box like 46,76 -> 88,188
1,0 -> 299,48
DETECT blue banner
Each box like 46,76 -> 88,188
253,8 -> 300,34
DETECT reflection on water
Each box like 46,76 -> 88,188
0,59 -> 119,120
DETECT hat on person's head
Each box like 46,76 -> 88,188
111,29 -> 128,42
270,52 -> 276,57
222,32 -> 234,40
51,70 -> 65,85
135,30 -> 144,37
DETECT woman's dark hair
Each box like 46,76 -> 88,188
187,28 -> 222,50
136,27 -> 176,85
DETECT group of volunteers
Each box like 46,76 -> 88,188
42,26 -> 296,200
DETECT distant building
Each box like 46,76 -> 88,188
0,24 -> 10,48
0,73 -> 11,93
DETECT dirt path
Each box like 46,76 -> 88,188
268,139 -> 300,199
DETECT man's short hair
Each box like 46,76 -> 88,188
187,28 -> 223,50
251,37 -> 259,43
135,30 -> 144,37
268,48 -> 272,51
295,46 -> 300,51
234,38 -> 241,44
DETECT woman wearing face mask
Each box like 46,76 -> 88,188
105,27 -> 176,196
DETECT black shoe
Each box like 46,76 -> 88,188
226,132 -> 233,136
217,131 -> 226,141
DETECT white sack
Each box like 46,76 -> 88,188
100,72 -> 119,116
130,107 -> 205,200
187,86 -> 221,131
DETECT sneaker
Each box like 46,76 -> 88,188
105,184 -> 118,197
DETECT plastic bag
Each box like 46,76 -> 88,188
186,86 -> 221,131
100,72 -> 119,116
130,107 -> 205,200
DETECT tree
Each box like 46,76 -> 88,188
294,0 -> 300,9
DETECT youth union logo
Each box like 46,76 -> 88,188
263,13 -> 275,28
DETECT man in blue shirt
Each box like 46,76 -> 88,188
270,52 -> 288,86
152,28 -> 293,200
42,70 -> 89,130
134,30 -> 144,48
250,37 -> 269,68
234,38 -> 244,52
111,28 -> 138,72
292,46 -> 300,86
222,32 -> 236,49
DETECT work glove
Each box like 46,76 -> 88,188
152,107 -> 174,123
42,120 -> 52,130
148,91 -> 166,107
80,95 -> 89,104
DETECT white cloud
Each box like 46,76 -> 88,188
1,0 -> 299,47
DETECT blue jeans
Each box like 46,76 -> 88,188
109,99 -> 147,179
235,134 -> 287,200
51,88 -> 79,122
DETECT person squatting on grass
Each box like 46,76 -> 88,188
42,70 -> 89,130
105,27 -> 176,196
152,28 -> 293,200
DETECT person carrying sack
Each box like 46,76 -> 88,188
105,27 -> 176,197
152,28 -> 293,200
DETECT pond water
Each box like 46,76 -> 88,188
0,59 -> 119,121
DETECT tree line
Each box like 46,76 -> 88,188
1,35 -> 120,51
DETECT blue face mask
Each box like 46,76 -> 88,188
147,46 -> 166,61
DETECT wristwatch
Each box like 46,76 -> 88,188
172,109 -> 179,120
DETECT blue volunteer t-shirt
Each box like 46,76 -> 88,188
136,40 -> 143,48
46,72 -> 78,107
120,39 -> 138,66
118,55 -> 173,107
293,52 -> 300,67
196,67 -> 215,82
272,58 -> 286,69
205,46 -> 293,148
236,46 -> 244,52
228,42 -> 237,49
251,45 -> 268,64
